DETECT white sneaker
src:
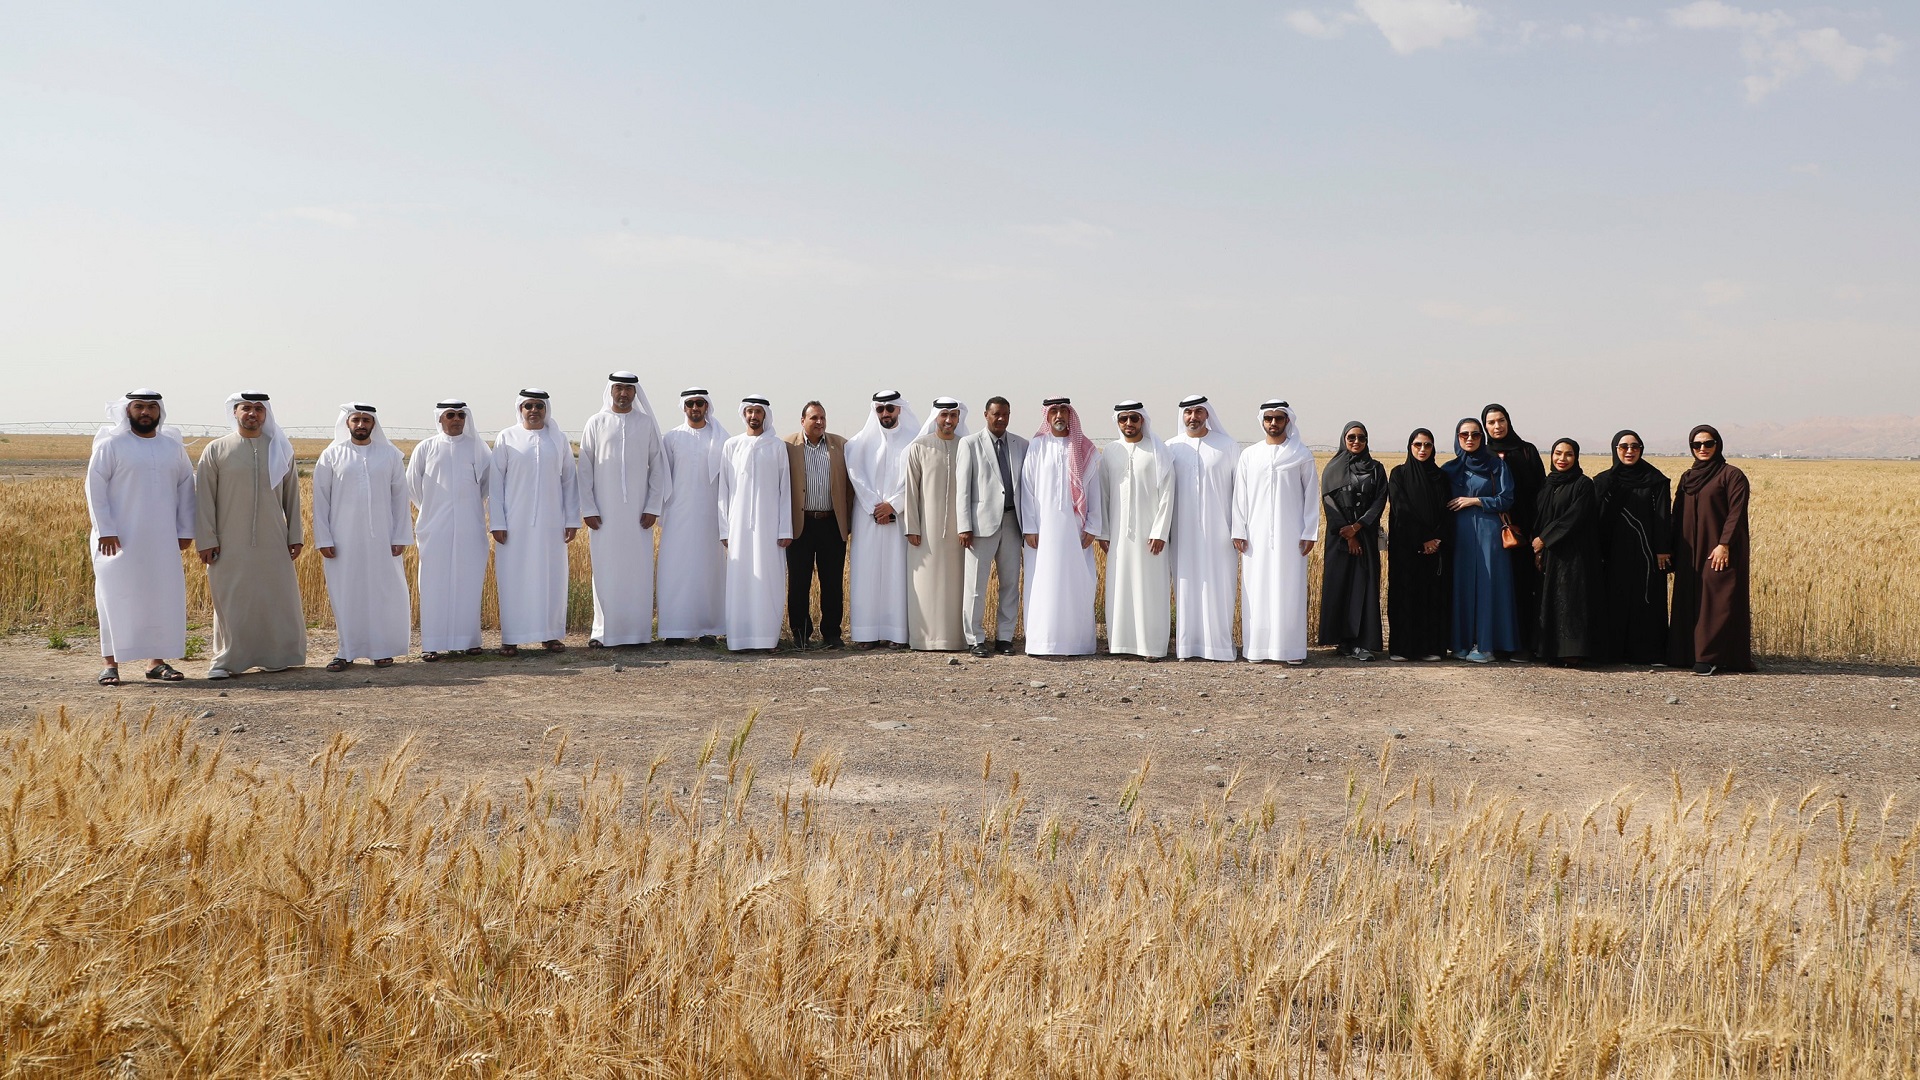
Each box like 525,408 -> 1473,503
1388,654 -> 1408,662
206,668 -> 231,680
1285,658 -> 1305,666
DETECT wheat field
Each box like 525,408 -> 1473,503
1,705 -> 1914,1077
5,448 -> 1915,663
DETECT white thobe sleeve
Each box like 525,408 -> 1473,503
644,424 -> 670,518
716,450 -> 733,543
559,444 -> 581,528
490,440 -> 511,531
311,453 -> 338,549
388,457 -> 414,546
1082,459 -> 1106,540
174,446 -> 197,539
84,442 -> 116,538
1230,457 -> 1252,544
576,423 -> 601,520
1092,450 -> 1116,543
777,447 -> 794,541
848,449 -> 880,515
406,446 -> 427,509
1296,464 -> 1320,543
1149,457 -> 1175,544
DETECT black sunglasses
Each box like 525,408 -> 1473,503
1616,441 -> 1642,450
1692,439 -> 1717,449
442,410 -> 467,419
1457,430 -> 1481,439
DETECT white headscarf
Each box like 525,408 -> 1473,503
915,396 -> 970,440
499,388 -> 571,461
330,402 -> 395,452
1112,400 -> 1172,466
738,395 -> 777,438
1254,399 -> 1314,468
430,398 -> 489,484
847,390 -> 920,497
1176,393 -> 1235,452
600,370 -> 661,421
1111,400 -> 1173,542
676,387 -> 731,479
224,391 -> 295,487
597,371 -> 665,503
96,389 -> 183,448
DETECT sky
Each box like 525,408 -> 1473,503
2,0 -> 1913,449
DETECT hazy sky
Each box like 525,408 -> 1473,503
3,1 -> 1913,448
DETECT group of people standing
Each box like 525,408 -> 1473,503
83,382 -> 1751,684
1323,406 -> 1752,676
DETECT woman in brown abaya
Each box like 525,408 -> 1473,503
1667,424 -> 1752,675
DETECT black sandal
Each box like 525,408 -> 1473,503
542,640 -> 567,653
587,639 -> 604,649
145,662 -> 185,681
465,647 -> 485,656
498,645 -> 519,657
421,651 -> 441,663
97,666 -> 120,686
372,658 -> 395,668
325,658 -> 352,672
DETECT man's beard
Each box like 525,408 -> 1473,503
128,415 -> 160,435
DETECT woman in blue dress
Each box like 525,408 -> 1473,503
1443,418 -> 1518,662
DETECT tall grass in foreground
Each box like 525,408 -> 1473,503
4,708 -> 1917,1077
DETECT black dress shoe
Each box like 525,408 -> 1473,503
698,635 -> 718,646
822,638 -> 844,650
995,640 -> 1015,655
969,642 -> 993,658
661,637 -> 688,646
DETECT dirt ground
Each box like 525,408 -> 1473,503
5,630 -> 1916,839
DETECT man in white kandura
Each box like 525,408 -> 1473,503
845,390 -> 919,650
955,396 -> 1026,658
579,371 -> 670,649
1234,399 -> 1320,665
195,392 -> 307,679
901,397 -> 968,652
491,389 -> 579,656
718,395 -> 792,651
1166,394 -> 1240,661
1020,396 -> 1106,657
408,399 -> 490,661
86,389 -> 196,686
657,388 -> 729,645
313,403 -> 413,671
1096,401 -> 1176,660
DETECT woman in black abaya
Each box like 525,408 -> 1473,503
1385,428 -> 1451,661
1481,404 -> 1546,660
1531,439 -> 1601,664
1318,421 -> 1387,659
1591,430 -> 1670,664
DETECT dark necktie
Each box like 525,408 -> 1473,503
994,436 -> 1013,511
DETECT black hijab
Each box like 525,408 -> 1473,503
1321,421 -> 1381,496
1678,424 -> 1726,495
1602,429 -> 1665,487
1544,438 -> 1583,487
1481,403 -> 1528,454
1390,427 -> 1451,536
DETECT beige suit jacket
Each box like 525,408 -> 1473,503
784,432 -> 854,540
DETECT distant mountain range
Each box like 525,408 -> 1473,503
1649,416 -> 1920,460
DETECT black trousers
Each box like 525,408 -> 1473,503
786,515 -> 846,644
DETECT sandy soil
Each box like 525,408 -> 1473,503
6,631 -> 1916,839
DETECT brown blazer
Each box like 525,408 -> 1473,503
783,431 -> 854,539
